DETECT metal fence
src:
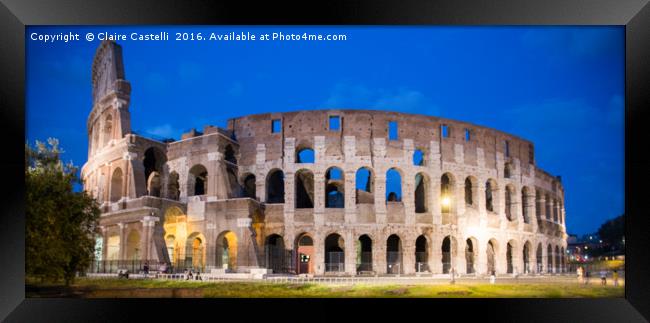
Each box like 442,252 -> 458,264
88,259 -> 206,274
386,252 -> 403,274
325,252 -> 344,272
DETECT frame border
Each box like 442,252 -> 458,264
1,0 -> 649,321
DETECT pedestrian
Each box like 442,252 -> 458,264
577,266 -> 583,284
613,270 -> 619,287
143,262 -> 149,278
450,268 -> 456,284
196,270 -> 202,281
584,270 -> 590,285
489,271 -> 496,284
600,270 -> 607,286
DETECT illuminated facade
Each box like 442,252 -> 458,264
82,40 -> 568,276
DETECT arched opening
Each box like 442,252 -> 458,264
325,233 -> 345,272
522,187 -> 530,223
102,114 -> 112,147
266,169 -> 285,203
386,168 -> 402,202
189,164 -> 208,196
386,234 -> 403,274
504,162 -> 512,178
545,194 -> 552,220
296,233 -> 314,274
106,233 -> 120,261
110,167 -> 123,203
465,238 -> 477,274
487,239 -> 498,275
464,177 -> 475,206
224,144 -> 237,164
547,244 -> 553,273
296,147 -> 315,163
295,169 -> 314,208
356,234 -> 373,272
143,147 -> 166,197
486,179 -> 497,212
242,173 -> 256,199
126,230 -> 141,261
355,167 -> 374,204
441,173 -> 454,213
536,243 -> 543,273
265,234 -> 287,273
215,231 -> 237,272
505,184 -> 515,221
506,241 -> 515,274
167,171 -> 180,200
414,173 -> 428,213
441,236 -> 454,274
523,241 -> 532,274
413,149 -> 425,166
190,237 -> 204,271
325,167 -> 344,208
415,235 -> 428,272
553,199 -> 559,222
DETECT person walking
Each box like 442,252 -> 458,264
584,270 -> 590,285
613,270 -> 619,287
577,266 -> 583,284
600,270 -> 607,286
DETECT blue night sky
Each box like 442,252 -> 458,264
26,26 -> 624,236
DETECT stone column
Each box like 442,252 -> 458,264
345,231 -> 356,275
118,222 -> 126,260
431,235 -> 443,274
313,233 -> 325,275
256,144 -> 266,202
454,179 -> 465,217
374,233 -> 387,274
403,171 -> 416,226
477,239 -> 488,275
402,238 -> 415,275
374,173 -> 387,224
313,169 -> 325,226
456,238 -> 467,275
431,177 -> 442,225
344,170 -> 357,223
100,226 -> 108,261
141,215 -> 159,260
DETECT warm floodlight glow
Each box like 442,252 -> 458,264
441,196 -> 451,207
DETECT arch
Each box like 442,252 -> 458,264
224,144 -> 237,164
215,231 -> 237,271
242,173 -> 256,199
295,232 -> 315,274
485,179 -> 498,212
357,234 -> 373,272
102,114 -> 112,147
413,149 -> 425,166
545,193 -> 552,220
295,169 -> 314,208
386,168 -> 403,202
440,173 -> 455,213
464,176 -> 478,206
325,167 -> 344,208
265,234 -> 287,273
487,239 -> 499,274
442,235 -> 457,274
325,233 -> 345,272
522,186 -> 531,223
523,241 -> 532,274
106,232 -> 120,260
167,171 -> 180,200
415,235 -> 429,272
414,172 -> 429,213
143,147 -> 166,196
126,229 -> 141,260
355,167 -> 374,204
386,234 -> 403,274
506,240 -> 517,274
266,169 -> 285,203
505,184 -> 516,221
296,146 -> 315,163
110,167 -> 123,202
188,164 -> 208,196
465,237 -> 478,274
536,243 -> 543,273
504,162 -> 512,179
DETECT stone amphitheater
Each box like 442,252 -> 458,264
83,40 -> 567,277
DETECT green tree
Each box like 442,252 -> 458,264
597,214 -> 625,252
26,138 -> 100,286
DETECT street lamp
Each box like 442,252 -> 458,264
441,196 -> 451,207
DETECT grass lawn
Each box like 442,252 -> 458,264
27,278 -> 625,298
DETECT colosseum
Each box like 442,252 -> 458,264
83,40 -> 568,277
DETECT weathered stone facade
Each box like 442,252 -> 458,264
82,40 -> 567,276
